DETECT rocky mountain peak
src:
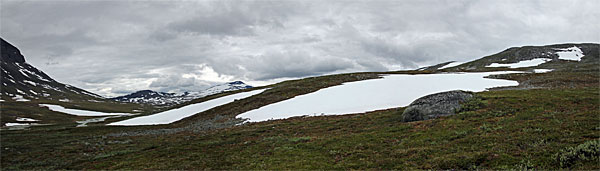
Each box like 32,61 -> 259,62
1,38 -> 26,63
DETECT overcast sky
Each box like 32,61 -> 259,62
1,0 -> 598,97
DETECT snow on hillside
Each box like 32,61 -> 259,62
533,69 -> 553,73
555,46 -> 584,61
39,104 -> 134,116
108,89 -> 265,126
438,61 -> 464,69
236,72 -> 521,123
16,117 -> 39,122
486,58 -> 551,68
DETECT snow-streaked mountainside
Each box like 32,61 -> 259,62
0,38 -> 104,102
454,44 -> 597,71
111,81 -> 253,106
420,43 -> 598,71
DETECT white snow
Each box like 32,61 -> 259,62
555,46 -> 584,61
533,69 -> 554,73
109,89 -> 265,126
41,84 -> 63,92
438,62 -> 464,69
16,63 -> 52,82
237,72 -> 521,123
39,104 -> 134,116
18,69 -> 30,78
16,89 -> 26,95
29,90 -> 38,95
23,80 -> 37,86
3,123 -> 45,130
486,58 -> 551,68
16,117 -> 40,122
13,95 -> 30,102
4,123 -> 36,126
59,99 -> 71,102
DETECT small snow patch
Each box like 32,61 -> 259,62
5,123 -> 34,126
533,69 -> 554,73
23,80 -> 37,86
59,99 -> 71,102
16,117 -> 40,122
13,95 -> 30,102
76,116 -> 123,127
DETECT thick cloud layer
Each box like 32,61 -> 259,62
2,0 -> 598,97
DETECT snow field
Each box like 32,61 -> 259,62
237,72 -> 521,122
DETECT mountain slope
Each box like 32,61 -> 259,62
1,38 -> 103,102
1,38 -> 148,126
111,81 -> 253,106
441,43 -> 599,71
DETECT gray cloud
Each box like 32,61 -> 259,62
1,0 -> 598,97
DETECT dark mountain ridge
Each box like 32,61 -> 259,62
1,38 -> 104,102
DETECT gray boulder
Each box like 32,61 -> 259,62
402,90 -> 474,122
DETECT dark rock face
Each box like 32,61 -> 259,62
402,90 -> 474,122
1,38 -> 26,63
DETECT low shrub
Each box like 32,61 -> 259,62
555,139 -> 600,168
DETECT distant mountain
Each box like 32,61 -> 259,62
0,38 -> 104,102
111,81 -> 253,106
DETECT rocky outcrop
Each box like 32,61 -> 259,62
402,90 -> 474,122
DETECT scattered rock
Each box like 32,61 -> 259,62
402,90 -> 474,122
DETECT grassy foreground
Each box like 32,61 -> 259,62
1,87 -> 598,169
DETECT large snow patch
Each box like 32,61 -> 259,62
486,58 -> 551,68
555,46 -> 584,61
108,89 -> 265,126
39,104 -> 133,116
237,72 -> 520,122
